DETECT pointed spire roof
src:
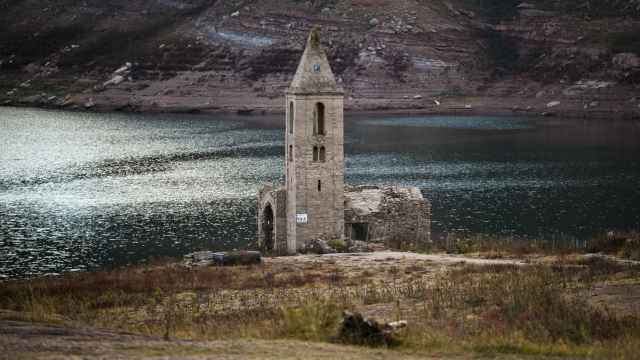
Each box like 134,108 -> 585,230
288,27 -> 343,95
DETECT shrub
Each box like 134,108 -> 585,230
279,300 -> 342,341
327,239 -> 348,253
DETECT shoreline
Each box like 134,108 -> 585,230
3,98 -> 640,120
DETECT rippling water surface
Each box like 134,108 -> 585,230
1,107 -> 640,277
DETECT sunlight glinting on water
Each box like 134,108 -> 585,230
1,107 -> 639,277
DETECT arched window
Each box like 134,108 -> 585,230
289,145 -> 293,162
314,102 -> 325,135
317,180 -> 322,192
319,146 -> 326,162
313,146 -> 319,161
289,102 -> 294,134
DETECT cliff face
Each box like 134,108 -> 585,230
1,0 -> 639,116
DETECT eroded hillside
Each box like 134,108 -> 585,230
1,0 -> 639,116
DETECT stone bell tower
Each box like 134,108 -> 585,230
285,28 -> 345,253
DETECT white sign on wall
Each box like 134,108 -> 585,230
296,213 -> 308,224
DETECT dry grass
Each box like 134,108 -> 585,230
1,255 -> 640,358
430,233 -> 588,257
587,231 -> 640,260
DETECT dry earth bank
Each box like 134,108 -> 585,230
1,251 -> 639,359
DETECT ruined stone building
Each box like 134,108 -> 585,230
258,29 -> 431,254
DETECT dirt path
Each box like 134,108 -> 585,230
0,319 -> 486,360
269,251 -> 525,267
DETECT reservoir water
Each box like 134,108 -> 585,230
1,107 -> 640,278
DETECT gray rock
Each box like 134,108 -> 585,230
305,239 -> 336,254
192,61 -> 207,70
184,250 -> 262,267
20,94 -> 44,103
612,53 -> 640,70
114,64 -> 130,75
347,240 -> 372,253
103,75 -> 125,86
369,18 -> 379,26
517,2 -> 536,9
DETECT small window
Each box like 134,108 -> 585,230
319,146 -> 326,162
289,145 -> 293,161
313,102 -> 325,135
317,180 -> 322,192
289,102 -> 294,134
313,146 -> 319,161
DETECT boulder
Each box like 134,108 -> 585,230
369,18 -> 379,26
338,311 -> 407,346
546,100 -> 560,108
305,239 -> 336,254
184,250 -> 262,267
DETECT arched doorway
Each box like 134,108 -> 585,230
262,204 -> 275,252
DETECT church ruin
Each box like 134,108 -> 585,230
257,28 -> 431,254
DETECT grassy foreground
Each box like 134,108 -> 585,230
1,249 -> 640,359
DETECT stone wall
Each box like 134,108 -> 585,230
344,185 -> 431,250
286,94 -> 345,252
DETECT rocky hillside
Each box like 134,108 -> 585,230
1,0 -> 639,116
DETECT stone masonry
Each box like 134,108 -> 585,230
344,185 -> 431,250
257,28 -> 431,254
